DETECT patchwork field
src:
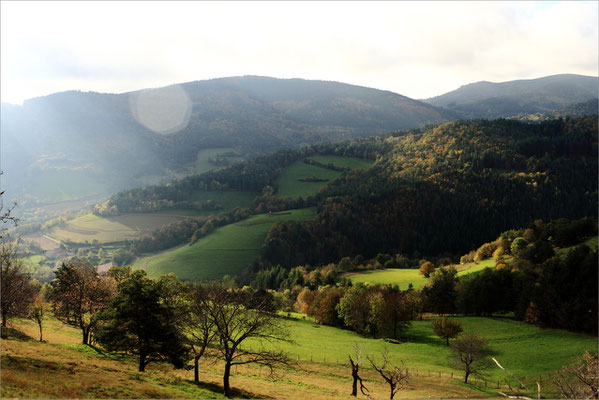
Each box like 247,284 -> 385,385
276,156 -> 373,199
346,259 -> 495,289
134,208 -> 317,281
3,313 -> 595,399
47,213 -> 191,244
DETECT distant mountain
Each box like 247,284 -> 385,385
1,76 -> 456,209
424,74 -> 599,119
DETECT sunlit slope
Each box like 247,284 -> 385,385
47,213 -> 191,244
346,259 -> 495,289
134,208 -> 316,281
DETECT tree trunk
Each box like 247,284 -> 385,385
139,353 -> 146,372
194,354 -> 200,383
38,320 -> 43,342
82,328 -> 89,345
446,337 -> 449,346
463,371 -> 470,384
2,312 -> 6,327
389,383 -> 396,399
351,373 -> 358,396
223,362 -> 232,397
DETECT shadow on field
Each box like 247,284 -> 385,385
193,380 -> 274,399
1,326 -> 33,341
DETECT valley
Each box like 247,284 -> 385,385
1,74 -> 597,400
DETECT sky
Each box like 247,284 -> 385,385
1,1 -> 597,105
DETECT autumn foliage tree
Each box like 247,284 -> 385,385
418,261 -> 435,278
49,260 -> 116,345
0,240 -> 37,327
432,317 -> 463,346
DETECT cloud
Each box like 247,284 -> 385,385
1,1 -> 597,104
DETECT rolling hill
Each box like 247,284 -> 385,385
424,74 -> 599,119
1,76 -> 455,210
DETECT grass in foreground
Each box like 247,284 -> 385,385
1,317 -> 502,399
4,313 -> 594,399
135,208 -> 316,281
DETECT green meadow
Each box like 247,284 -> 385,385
347,259 -> 495,289
134,208 -> 316,281
246,314 -> 596,393
276,156 -> 373,199
194,148 -> 243,174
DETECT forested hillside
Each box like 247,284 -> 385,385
424,74 -> 598,119
259,116 -> 598,266
98,116 -> 598,270
1,76 -> 454,209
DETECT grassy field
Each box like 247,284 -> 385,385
247,314 -> 596,388
346,259 -> 496,289
48,213 -> 191,244
276,156 -> 374,199
3,313 -> 595,399
134,208 -> 317,281
276,161 -> 342,199
308,155 -> 374,170
194,148 -> 243,175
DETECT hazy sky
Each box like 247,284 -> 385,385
1,1 -> 597,105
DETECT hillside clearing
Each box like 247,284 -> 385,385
134,208 -> 317,281
276,156 -> 374,199
346,259 -> 495,288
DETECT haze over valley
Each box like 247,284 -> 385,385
1,2 -> 597,399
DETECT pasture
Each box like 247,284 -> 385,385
194,147 -> 244,175
3,312 -> 595,399
346,259 -> 495,289
47,213 -> 191,244
135,208 -> 317,281
276,156 -> 374,199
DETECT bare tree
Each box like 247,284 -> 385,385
367,349 -> 409,399
49,260 -> 116,344
449,332 -> 491,384
186,283 -> 217,383
0,239 -> 36,327
348,343 -> 369,397
552,350 -> 598,399
200,283 -> 291,397
0,184 -> 18,240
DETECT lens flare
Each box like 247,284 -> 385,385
129,84 -> 191,134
